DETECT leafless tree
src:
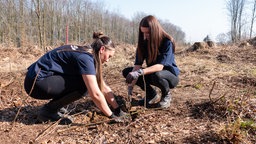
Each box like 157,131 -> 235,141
226,0 -> 246,42
216,33 -> 229,44
249,0 -> 256,38
0,0 -> 186,48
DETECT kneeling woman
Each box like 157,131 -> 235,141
24,32 -> 124,123
123,15 -> 180,108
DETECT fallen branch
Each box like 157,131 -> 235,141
34,119 -> 61,142
57,107 -> 162,133
122,112 -> 155,130
56,113 -> 131,133
212,91 -> 229,104
34,110 -> 89,141
11,69 -> 41,129
1,77 -> 14,88
208,81 -> 216,102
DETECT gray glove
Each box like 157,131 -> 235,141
113,106 -> 127,117
126,69 -> 143,84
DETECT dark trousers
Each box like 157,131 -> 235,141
122,67 -> 179,96
24,74 -> 86,100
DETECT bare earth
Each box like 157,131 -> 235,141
0,43 -> 255,143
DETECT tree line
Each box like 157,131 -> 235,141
0,0 -> 186,50
219,0 -> 256,43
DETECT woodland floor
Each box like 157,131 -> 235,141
0,43 -> 255,144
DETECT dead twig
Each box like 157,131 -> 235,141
36,110 -> 89,141
1,77 -> 14,88
34,118 -> 61,142
123,112 -> 155,130
90,132 -> 106,144
208,81 -> 216,102
57,107 -> 162,133
11,69 -> 41,129
212,91 -> 229,104
142,73 -> 147,108
56,113 -> 131,133
70,109 -> 89,117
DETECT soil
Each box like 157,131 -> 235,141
0,43 -> 255,143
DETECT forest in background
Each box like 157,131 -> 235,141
0,0 -> 186,50
2,0 -> 256,50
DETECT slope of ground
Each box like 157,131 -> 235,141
0,43 -> 255,143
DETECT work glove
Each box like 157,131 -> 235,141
109,106 -> 128,123
113,106 -> 127,117
126,69 -> 143,84
109,113 -> 124,123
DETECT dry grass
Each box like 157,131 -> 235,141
0,43 -> 255,143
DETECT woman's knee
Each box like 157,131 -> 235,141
122,67 -> 133,77
169,77 -> 179,88
153,71 -> 179,88
152,71 -> 165,79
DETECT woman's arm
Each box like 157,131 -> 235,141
82,74 -> 112,117
142,64 -> 164,75
102,81 -> 119,109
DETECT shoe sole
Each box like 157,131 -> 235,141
159,102 -> 170,109
37,115 -> 73,125
148,94 -> 161,104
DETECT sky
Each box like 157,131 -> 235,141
92,0 -> 230,43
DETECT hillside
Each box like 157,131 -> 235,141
0,43 -> 255,143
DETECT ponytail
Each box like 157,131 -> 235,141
91,32 -> 115,91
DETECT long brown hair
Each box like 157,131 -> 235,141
137,15 -> 176,65
90,32 -> 115,91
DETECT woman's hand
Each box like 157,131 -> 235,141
82,74 -> 112,117
102,81 -> 119,109
126,69 -> 143,84
109,106 -> 128,123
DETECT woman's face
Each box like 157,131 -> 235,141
140,26 -> 150,40
100,46 -> 115,63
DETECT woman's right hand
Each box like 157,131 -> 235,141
126,69 -> 143,84
82,74 -> 113,117
109,106 -> 128,123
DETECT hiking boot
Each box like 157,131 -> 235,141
138,94 -> 160,108
138,94 -> 161,104
37,105 -> 63,122
37,91 -> 82,124
159,92 -> 172,108
138,99 -> 152,108
38,105 -> 73,125
148,94 -> 161,104
59,107 -> 68,114
138,88 -> 160,107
